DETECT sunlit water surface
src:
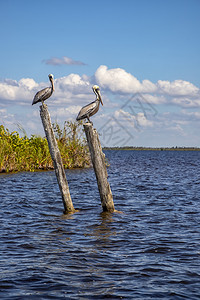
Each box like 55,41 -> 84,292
1,150 -> 200,299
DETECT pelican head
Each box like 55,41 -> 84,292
92,85 -> 103,106
48,74 -> 55,91
48,74 -> 54,79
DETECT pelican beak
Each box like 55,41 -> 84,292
97,90 -> 103,106
50,77 -> 55,91
52,80 -> 55,91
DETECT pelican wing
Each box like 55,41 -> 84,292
76,101 -> 97,120
32,87 -> 52,105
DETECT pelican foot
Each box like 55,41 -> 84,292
84,121 -> 93,126
42,103 -> 47,108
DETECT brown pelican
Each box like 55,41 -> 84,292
32,74 -> 55,105
76,85 -> 103,123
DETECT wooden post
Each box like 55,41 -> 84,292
40,104 -> 75,214
84,123 -> 115,212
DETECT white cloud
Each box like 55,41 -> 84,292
114,109 -> 153,129
0,74 -> 91,106
181,110 -> 200,120
95,65 -> 143,93
95,65 -> 158,94
172,96 -> 200,107
0,82 -> 18,100
50,105 -> 81,118
95,65 -> 200,99
157,79 -> 199,96
3,79 -> 18,86
140,93 -> 166,104
136,112 -> 153,127
52,74 -> 92,106
55,74 -> 90,91
44,56 -> 86,66
1,66 -> 199,109
0,65 -> 200,146
0,78 -> 39,102
19,78 -> 39,90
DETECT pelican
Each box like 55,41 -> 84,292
76,85 -> 103,123
32,74 -> 55,105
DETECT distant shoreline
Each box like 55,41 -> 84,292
103,147 -> 200,151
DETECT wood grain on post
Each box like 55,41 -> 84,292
40,104 -> 75,214
84,123 -> 115,212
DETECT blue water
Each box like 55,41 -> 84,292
0,150 -> 200,299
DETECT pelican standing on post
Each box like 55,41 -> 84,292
76,85 -> 103,124
32,74 -> 55,105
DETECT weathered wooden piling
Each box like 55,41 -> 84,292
40,104 -> 75,214
84,123 -> 115,212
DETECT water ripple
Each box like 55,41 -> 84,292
1,150 -> 200,299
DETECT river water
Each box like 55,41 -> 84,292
0,150 -> 200,299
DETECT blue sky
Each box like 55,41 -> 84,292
0,0 -> 200,147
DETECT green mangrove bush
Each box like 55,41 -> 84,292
0,122 -> 90,173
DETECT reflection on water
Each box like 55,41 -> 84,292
1,150 -> 200,299
88,212 -> 117,248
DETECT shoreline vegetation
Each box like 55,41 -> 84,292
103,146 -> 200,151
0,122 -> 91,173
1,122 -> 199,173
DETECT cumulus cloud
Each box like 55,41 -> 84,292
19,78 -> 39,90
140,93 -> 166,105
53,74 -> 92,106
157,79 -> 199,96
50,105 -> 81,118
1,65 -> 200,144
0,74 -> 91,106
44,56 -> 86,66
95,65 -> 142,93
95,65 -> 158,94
95,65 -> 200,99
136,112 -> 153,127
3,79 -> 18,86
0,78 -> 39,102
114,109 -> 153,129
56,74 -> 90,90
0,65 -> 199,109
172,96 -> 200,107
